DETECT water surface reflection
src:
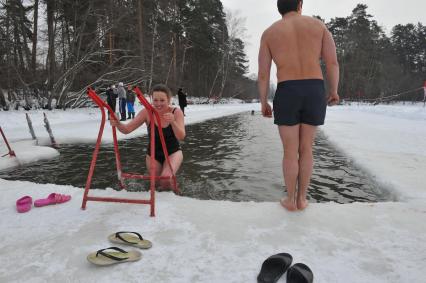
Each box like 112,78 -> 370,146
1,112 -> 392,203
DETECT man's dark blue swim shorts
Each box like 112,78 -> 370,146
273,79 -> 327,126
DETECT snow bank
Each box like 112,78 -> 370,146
0,179 -> 424,283
1,103 -> 425,282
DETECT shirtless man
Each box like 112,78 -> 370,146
258,0 -> 339,211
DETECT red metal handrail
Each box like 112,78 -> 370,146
81,87 -> 179,217
0,127 -> 16,158
134,86 -> 179,192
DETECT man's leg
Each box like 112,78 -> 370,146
131,102 -> 135,118
107,104 -> 111,120
297,124 -> 317,210
127,102 -> 132,119
122,99 -> 126,120
120,99 -> 126,121
278,125 -> 300,211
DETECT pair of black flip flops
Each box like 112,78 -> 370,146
257,253 -> 313,283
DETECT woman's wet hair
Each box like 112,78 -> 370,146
150,84 -> 172,99
277,0 -> 302,15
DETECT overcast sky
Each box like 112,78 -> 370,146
221,0 -> 426,77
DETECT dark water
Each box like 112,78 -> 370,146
1,112 -> 392,203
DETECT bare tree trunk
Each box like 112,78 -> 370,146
137,0 -> 145,71
0,88 -> 7,109
108,0 -> 114,64
31,0 -> 39,77
165,55 -> 173,84
169,0 -> 178,91
13,19 -> 25,72
218,54 -> 230,99
172,32 -> 177,91
46,0 -> 55,109
148,16 -> 157,92
178,44 -> 192,87
60,19 -> 65,72
208,67 -> 220,99
5,0 -> 12,95
19,2 -> 31,70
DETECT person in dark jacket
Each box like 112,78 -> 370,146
177,88 -> 187,115
106,85 -> 117,120
117,82 -> 127,121
126,85 -> 136,119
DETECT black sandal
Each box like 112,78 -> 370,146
257,253 -> 293,283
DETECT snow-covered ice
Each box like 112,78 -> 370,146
0,102 -> 425,283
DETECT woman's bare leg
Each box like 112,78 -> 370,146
159,150 -> 183,189
146,155 -> 162,186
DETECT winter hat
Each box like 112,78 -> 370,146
118,82 -> 124,87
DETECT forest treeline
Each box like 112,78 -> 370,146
0,0 -> 254,110
0,2 -> 424,110
323,4 -> 425,102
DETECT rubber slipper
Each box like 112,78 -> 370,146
257,253 -> 293,283
108,231 -> 152,249
287,263 -> 314,283
34,193 -> 71,207
16,196 -> 32,213
87,247 -> 142,266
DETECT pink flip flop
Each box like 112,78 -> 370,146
16,196 -> 33,213
34,193 -> 71,207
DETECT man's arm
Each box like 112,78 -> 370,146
321,28 -> 340,105
258,31 -> 273,117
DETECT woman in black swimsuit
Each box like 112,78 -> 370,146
110,84 -> 185,188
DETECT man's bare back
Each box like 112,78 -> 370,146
262,13 -> 326,82
257,0 -> 340,212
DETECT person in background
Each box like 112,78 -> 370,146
177,88 -> 188,116
110,84 -> 185,189
258,0 -> 339,211
117,82 -> 127,121
105,85 -> 117,120
127,85 -> 136,119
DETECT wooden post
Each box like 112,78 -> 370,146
43,112 -> 57,148
25,113 -> 37,142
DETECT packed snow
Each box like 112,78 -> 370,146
0,102 -> 425,283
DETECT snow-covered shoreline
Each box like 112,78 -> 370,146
323,104 -> 426,202
1,103 -> 425,282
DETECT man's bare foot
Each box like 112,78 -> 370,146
280,198 -> 297,211
297,198 -> 309,210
